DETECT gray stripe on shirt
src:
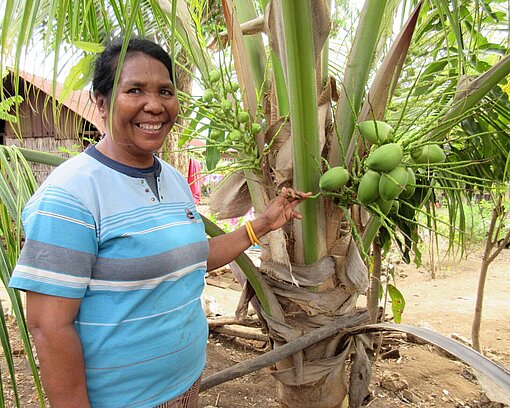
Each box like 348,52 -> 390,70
18,239 -> 96,278
92,241 -> 209,281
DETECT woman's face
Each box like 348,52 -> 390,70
96,52 -> 179,167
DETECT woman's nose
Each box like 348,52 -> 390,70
143,96 -> 164,113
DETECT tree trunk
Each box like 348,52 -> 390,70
259,235 -> 369,407
471,195 -> 502,353
471,258 -> 490,353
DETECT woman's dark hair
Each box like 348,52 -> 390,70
92,37 -> 174,99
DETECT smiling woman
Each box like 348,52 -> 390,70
93,42 -> 179,168
8,37 -> 311,408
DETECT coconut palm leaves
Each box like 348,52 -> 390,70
0,146 -> 44,407
382,1 -> 510,262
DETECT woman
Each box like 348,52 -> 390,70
9,38 -> 309,407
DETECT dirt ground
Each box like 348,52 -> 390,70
1,246 -> 509,407
199,245 -> 510,408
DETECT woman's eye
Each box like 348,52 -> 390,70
161,89 -> 174,96
128,88 -> 142,94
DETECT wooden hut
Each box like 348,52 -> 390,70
1,70 -> 104,183
1,69 -> 192,182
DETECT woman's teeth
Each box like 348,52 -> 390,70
138,123 -> 162,130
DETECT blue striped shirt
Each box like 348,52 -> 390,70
10,147 -> 209,407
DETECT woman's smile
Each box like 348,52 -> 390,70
95,52 -> 179,167
137,122 -> 164,131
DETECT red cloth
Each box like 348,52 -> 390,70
187,158 -> 202,204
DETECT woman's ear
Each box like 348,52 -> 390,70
95,93 -> 108,119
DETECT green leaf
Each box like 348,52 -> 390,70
492,11 -> 506,21
461,117 -> 483,136
0,95 -> 23,122
60,54 -> 95,102
73,41 -> 105,54
387,284 -> 405,324
421,59 -> 448,78
475,60 -> 492,73
479,43 -> 507,53
205,143 -> 221,171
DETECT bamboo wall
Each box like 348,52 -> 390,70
4,136 -> 78,185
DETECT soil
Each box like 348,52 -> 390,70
200,245 -> 510,408
2,246 -> 509,408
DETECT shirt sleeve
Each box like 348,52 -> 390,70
9,185 -> 97,298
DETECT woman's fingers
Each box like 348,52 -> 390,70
281,187 -> 312,201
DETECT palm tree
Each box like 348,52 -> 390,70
1,1 -> 509,407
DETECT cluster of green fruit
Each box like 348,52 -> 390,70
202,70 -> 261,158
319,120 -> 446,215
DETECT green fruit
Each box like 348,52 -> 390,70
237,111 -> 250,123
210,129 -> 222,140
251,123 -> 262,135
243,132 -> 253,143
400,168 -> 416,199
202,89 -> 214,102
319,166 -> 350,191
210,70 -> 221,83
226,82 -> 240,93
358,120 -> 394,145
227,129 -> 242,141
366,143 -> 403,172
379,166 -> 409,201
413,144 -> 446,164
375,198 -> 394,215
410,146 -> 423,160
221,99 -> 233,111
357,170 -> 381,204
390,200 -> 400,214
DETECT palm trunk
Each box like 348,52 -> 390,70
262,2 -> 367,405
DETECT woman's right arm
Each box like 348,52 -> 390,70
26,292 -> 91,408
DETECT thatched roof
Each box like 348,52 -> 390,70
9,69 -> 105,134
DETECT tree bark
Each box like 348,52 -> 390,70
472,259 -> 490,353
471,195 -> 501,353
201,309 -> 369,392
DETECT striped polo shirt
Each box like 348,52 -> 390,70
10,146 -> 209,407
